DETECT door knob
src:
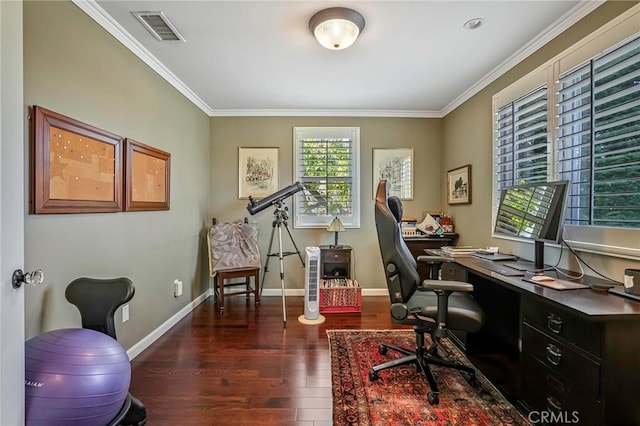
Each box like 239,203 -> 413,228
12,269 -> 44,288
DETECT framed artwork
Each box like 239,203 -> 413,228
447,164 -> 472,204
124,139 -> 171,211
238,147 -> 279,199
31,105 -> 123,214
373,148 -> 413,200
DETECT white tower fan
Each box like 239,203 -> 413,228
298,246 -> 325,324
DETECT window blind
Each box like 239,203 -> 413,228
292,127 -> 360,228
495,86 -> 549,201
558,35 -> 640,228
295,138 -> 353,216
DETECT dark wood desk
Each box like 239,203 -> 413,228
450,256 -> 640,425
403,233 -> 458,280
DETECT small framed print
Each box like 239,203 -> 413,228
447,164 -> 471,205
373,148 -> 413,200
238,147 -> 279,199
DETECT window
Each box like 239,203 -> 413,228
558,36 -> 640,228
293,127 -> 360,228
495,86 -> 549,200
492,4 -> 640,259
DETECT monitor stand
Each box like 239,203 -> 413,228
534,240 -> 545,270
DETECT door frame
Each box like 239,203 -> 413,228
1,1 -> 26,424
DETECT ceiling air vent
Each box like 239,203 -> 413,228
132,11 -> 185,42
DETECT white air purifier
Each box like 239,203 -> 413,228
299,246 -> 325,324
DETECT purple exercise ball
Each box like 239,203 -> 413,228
25,328 -> 131,426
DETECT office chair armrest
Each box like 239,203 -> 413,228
422,279 -> 473,293
422,280 -> 474,338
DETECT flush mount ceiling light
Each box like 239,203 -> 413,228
309,7 -> 365,50
463,18 -> 484,30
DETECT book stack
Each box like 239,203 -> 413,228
321,278 -> 358,288
441,246 -> 482,257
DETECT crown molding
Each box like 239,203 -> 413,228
71,0 -> 214,116
209,109 -> 442,118
74,0 -> 605,119
441,0 -> 605,116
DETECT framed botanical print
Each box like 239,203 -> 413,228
447,164 -> 472,204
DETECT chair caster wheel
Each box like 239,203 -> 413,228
427,391 -> 439,405
369,369 -> 379,381
378,345 -> 388,355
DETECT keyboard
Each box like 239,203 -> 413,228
501,260 -> 536,271
473,259 -> 525,276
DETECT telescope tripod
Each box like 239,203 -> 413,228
261,202 -> 305,327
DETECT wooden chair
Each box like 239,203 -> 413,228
207,218 -> 261,313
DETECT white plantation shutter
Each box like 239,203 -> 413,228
495,86 -> 549,202
558,35 -> 640,228
293,127 -> 360,228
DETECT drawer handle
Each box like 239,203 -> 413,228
546,344 -> 562,366
546,396 -> 562,413
547,313 -> 563,334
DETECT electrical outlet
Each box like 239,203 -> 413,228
174,279 -> 183,297
122,304 -> 129,323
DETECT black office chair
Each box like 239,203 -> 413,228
65,277 -> 147,426
370,180 -> 484,405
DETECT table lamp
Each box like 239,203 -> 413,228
327,217 -> 345,248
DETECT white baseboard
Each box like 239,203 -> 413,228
127,286 -> 388,359
127,288 -> 213,360
260,288 -> 388,296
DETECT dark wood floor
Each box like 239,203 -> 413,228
129,295 -> 406,425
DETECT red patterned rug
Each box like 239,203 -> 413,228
328,329 -> 530,426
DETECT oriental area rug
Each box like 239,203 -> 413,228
328,329 -> 530,426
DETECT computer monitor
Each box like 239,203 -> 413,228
494,181 -> 569,270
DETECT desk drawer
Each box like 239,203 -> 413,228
522,297 -> 601,356
522,354 -> 601,426
522,323 -> 600,396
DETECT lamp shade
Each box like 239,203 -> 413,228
327,217 -> 346,233
327,217 -> 346,247
309,7 -> 365,50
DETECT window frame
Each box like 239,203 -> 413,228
292,127 -> 360,229
491,5 -> 640,260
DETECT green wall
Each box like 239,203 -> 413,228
23,1 -> 211,348
442,1 -> 640,280
21,0 -> 640,352
210,117 -> 442,291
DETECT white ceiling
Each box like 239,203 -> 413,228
80,1 -> 602,117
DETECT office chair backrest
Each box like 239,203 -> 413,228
65,277 -> 135,340
375,180 -> 420,303
388,195 -> 403,223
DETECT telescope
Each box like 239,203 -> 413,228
246,181 -> 305,216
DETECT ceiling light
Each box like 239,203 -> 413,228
309,7 -> 365,50
463,18 -> 484,31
